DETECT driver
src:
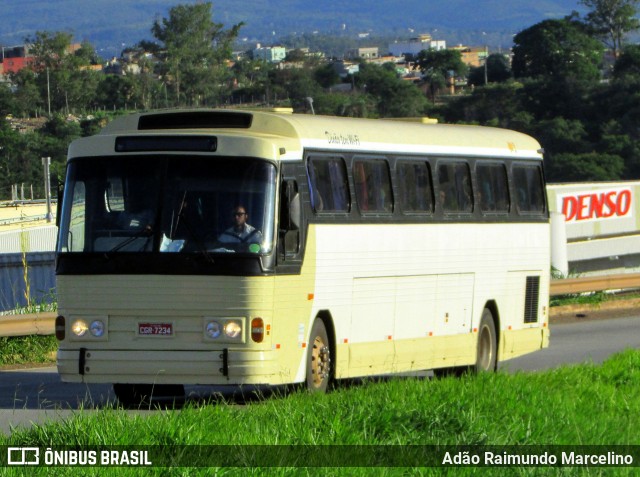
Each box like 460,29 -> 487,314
217,205 -> 262,245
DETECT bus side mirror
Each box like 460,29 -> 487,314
280,179 -> 301,259
56,183 -> 64,228
289,191 -> 301,231
282,179 -> 301,231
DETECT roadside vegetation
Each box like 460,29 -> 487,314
550,290 -> 640,307
2,349 -> 640,475
0,334 -> 56,366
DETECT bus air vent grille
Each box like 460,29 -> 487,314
524,276 -> 540,323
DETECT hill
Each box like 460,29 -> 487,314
1,0 -> 584,57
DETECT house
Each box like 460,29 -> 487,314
346,47 -> 379,60
389,34 -> 446,57
1,45 -> 34,74
252,44 -> 287,63
452,45 -> 489,68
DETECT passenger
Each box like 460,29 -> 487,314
217,205 -> 262,245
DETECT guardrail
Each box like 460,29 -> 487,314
549,273 -> 640,296
0,274 -> 639,337
0,312 -> 55,337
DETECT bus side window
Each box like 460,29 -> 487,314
513,165 -> 546,214
353,159 -> 393,214
307,156 -> 350,213
477,163 -> 510,214
397,161 -> 434,214
438,162 -> 473,214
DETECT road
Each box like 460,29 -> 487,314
1,313 -> 640,436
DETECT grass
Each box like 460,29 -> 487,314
550,290 -> 640,308
0,334 -> 57,366
2,350 -> 640,475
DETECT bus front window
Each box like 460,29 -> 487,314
58,156 -> 277,255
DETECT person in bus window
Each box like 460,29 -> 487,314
217,205 -> 263,245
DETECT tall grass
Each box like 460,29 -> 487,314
2,350 -> 640,475
0,334 -> 57,365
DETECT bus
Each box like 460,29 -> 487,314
55,109 -> 550,404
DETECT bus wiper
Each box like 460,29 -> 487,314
177,211 -> 214,264
109,225 -> 154,252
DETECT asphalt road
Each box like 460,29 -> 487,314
1,312 -> 639,436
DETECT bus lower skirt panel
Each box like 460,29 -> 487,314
56,348 -> 280,385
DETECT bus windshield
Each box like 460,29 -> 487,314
58,155 -> 277,255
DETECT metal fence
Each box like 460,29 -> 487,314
0,252 -> 56,312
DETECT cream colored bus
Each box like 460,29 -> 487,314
55,109 -> 550,404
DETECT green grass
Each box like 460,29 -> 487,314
0,334 -> 57,366
550,290 -> 640,308
2,350 -> 640,475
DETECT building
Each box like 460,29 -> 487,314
252,44 -> 287,63
388,34 -> 446,57
346,47 -> 379,60
332,60 -> 360,78
453,45 -> 489,68
1,42 -> 83,75
1,45 -> 34,75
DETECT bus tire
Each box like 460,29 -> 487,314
113,383 -> 184,407
475,308 -> 497,373
113,383 -> 153,407
306,319 -> 333,393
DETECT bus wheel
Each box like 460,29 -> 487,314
113,384 -> 152,407
475,309 -> 497,373
306,319 -> 332,392
113,383 -> 185,407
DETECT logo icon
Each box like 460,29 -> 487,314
7,447 -> 40,465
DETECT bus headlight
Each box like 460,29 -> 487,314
204,318 -> 245,342
72,320 -> 88,337
90,320 -> 105,337
206,321 -> 222,339
224,321 -> 242,339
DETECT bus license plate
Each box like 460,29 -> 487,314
138,323 -> 173,336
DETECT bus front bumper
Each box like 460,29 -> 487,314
56,348 -> 285,385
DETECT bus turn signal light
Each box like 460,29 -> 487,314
251,318 -> 264,343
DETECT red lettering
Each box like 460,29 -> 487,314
617,190 -> 631,216
562,196 -> 578,221
603,191 -> 617,218
590,193 -> 604,218
576,194 -> 590,220
561,188 -> 633,222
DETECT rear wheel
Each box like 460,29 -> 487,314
306,319 -> 333,392
475,308 -> 497,373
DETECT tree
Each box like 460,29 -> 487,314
151,2 -> 243,106
0,83 -> 16,117
613,44 -> 640,79
10,68 -> 46,117
468,53 -> 512,86
442,82 -> 526,128
580,0 -> 640,57
512,18 -> 604,82
271,68 -> 323,112
24,31 -> 100,114
546,152 -> 624,181
414,49 -> 468,101
356,63 -> 429,117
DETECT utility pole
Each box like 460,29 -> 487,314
42,157 -> 53,222
484,46 -> 489,86
46,68 -> 51,116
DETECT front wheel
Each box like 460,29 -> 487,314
306,319 -> 333,392
113,383 -> 185,407
475,309 -> 497,373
